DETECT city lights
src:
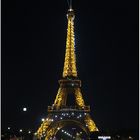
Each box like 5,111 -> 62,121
98,136 -> 111,140
61,129 -> 73,138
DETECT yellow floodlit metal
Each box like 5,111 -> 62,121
75,88 -> 85,107
84,114 -> 99,132
63,9 -> 77,78
54,88 -> 64,109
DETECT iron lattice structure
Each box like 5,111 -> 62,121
36,7 -> 98,140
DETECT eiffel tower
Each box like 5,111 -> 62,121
36,2 -> 98,140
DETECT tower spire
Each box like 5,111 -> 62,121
62,1 -> 77,78
69,0 -> 72,9
67,0 -> 72,10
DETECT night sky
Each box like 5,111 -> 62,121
2,0 -> 138,134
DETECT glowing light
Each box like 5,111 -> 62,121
19,129 -> 23,132
23,107 -> 27,111
129,136 -> 133,139
28,131 -> 31,134
8,127 -> 10,130
116,135 -> 120,138
34,132 -> 37,135
98,136 -> 111,140
41,118 -> 45,122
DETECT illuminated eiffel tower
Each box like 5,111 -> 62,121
36,2 -> 98,140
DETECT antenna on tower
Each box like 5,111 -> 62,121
70,0 -> 72,9
67,0 -> 73,9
